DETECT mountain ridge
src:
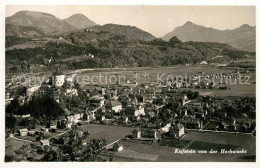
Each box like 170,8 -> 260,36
162,21 -> 256,51
6,10 -> 78,34
63,13 -> 96,29
90,23 -> 156,41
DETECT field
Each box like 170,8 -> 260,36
6,37 -> 74,51
5,124 -> 256,162
79,124 -> 255,162
75,65 -> 256,97
187,141 -> 238,151
80,124 -> 134,144
117,131 -> 255,162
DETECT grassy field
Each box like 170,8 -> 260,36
160,138 -> 190,148
119,131 -> 255,162
80,124 -> 255,162
80,124 -> 134,145
187,141 -> 238,151
5,124 -> 256,162
77,65 -> 255,97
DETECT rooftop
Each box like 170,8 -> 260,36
52,71 -> 65,76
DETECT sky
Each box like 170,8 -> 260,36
5,5 -> 256,37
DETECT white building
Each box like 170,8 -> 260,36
40,139 -> 50,146
52,71 -> 65,88
18,128 -> 28,136
110,101 -> 122,113
170,123 -> 185,138
134,106 -> 145,117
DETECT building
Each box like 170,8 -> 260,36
132,128 -> 159,140
19,128 -> 28,136
160,123 -> 172,133
169,123 -> 185,138
109,101 -> 122,113
200,61 -> 208,65
52,71 -> 65,88
119,115 -> 128,124
113,142 -> 124,152
89,94 -> 104,107
133,105 -> 145,117
141,128 -> 158,139
132,129 -> 141,139
40,139 -> 50,146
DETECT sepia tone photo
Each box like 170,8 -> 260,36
3,5 -> 256,163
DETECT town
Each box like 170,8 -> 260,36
4,6 -> 256,163
5,68 -> 256,161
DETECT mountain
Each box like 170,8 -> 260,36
63,14 -> 96,29
162,21 -> 256,52
7,32 -> 255,74
91,24 -> 156,41
6,10 -> 77,34
6,24 -> 45,37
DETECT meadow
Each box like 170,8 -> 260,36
76,65 -> 256,97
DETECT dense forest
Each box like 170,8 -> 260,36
5,29 -> 256,73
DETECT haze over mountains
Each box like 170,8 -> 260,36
5,10 -> 255,51
162,21 -> 256,51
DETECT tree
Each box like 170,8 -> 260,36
42,150 -> 58,161
6,115 -> 17,131
169,36 -> 182,47
6,98 -> 20,114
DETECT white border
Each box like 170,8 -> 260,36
0,0 -> 258,168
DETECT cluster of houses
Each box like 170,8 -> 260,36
7,69 -> 256,148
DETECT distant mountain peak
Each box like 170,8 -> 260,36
6,10 -> 77,34
238,24 -> 254,29
12,10 -> 56,19
63,13 -> 96,29
91,23 -> 155,41
240,24 -> 250,27
162,22 -> 256,52
67,13 -> 89,19
184,21 -> 194,25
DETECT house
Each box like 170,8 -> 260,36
119,115 -> 128,124
160,123 -> 172,133
28,130 -> 36,136
141,128 -> 159,139
18,128 -> 28,136
133,105 -> 145,117
40,139 -> 50,146
109,100 -> 122,113
169,123 -> 185,138
52,71 -> 65,88
132,129 -> 141,139
113,142 -> 124,152
67,115 -> 74,123
74,113 -> 83,123
200,61 -> 208,65
67,122 -> 73,129
89,96 -> 105,106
